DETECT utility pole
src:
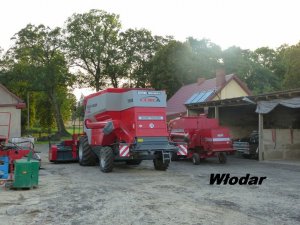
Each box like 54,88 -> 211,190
27,92 -> 30,132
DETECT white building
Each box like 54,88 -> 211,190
0,83 -> 26,139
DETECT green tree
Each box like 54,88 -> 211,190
283,42 -> 300,89
245,63 -> 280,94
273,45 -> 289,85
222,46 -> 280,94
252,46 -> 286,90
8,24 -> 74,136
222,46 -> 252,79
120,28 -> 170,87
252,47 -> 276,69
149,41 -> 196,97
64,9 -> 121,90
186,37 -> 222,76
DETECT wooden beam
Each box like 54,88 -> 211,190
258,113 -> 264,161
215,106 -> 219,119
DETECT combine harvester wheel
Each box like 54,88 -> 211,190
78,136 -> 97,166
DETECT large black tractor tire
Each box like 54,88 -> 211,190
192,153 -> 200,165
126,159 -> 142,165
99,146 -> 114,173
78,136 -> 97,166
218,152 -> 227,164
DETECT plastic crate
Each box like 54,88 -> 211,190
0,156 -> 9,179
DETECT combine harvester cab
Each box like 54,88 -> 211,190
169,114 -> 235,164
81,88 -> 180,172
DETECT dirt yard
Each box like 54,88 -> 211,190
1,144 -> 299,225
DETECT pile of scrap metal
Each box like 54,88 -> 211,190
0,137 -> 41,189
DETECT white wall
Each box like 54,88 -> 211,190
0,107 -> 21,138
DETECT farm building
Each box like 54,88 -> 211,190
166,70 -> 252,120
0,83 -> 26,139
186,89 -> 300,161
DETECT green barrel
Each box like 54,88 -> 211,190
13,159 -> 39,189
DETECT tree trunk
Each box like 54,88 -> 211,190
95,67 -> 101,91
111,75 -> 118,88
49,91 -> 69,137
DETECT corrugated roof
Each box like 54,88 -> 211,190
167,74 -> 236,116
186,88 -> 300,109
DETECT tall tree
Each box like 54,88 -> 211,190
149,41 -> 196,97
9,24 -> 74,136
283,42 -> 300,89
120,28 -> 170,87
222,46 -> 280,94
252,47 -> 276,69
64,9 -> 121,91
222,46 -> 252,79
245,63 -> 280,94
273,44 -> 289,84
186,37 -> 222,76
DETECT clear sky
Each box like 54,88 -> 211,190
1,0 -> 300,51
1,0 -> 299,99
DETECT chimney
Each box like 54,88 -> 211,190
197,77 -> 205,86
216,69 -> 226,87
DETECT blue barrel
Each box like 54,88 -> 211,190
0,156 -> 9,179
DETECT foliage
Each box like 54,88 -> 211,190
282,42 -> 300,89
5,24 -> 75,136
222,46 -> 252,79
186,37 -> 222,76
149,40 -> 196,97
120,28 -> 171,88
222,46 -> 281,94
64,9 -> 121,91
1,9 -> 300,136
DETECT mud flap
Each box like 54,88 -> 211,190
119,144 -> 130,157
177,144 -> 188,156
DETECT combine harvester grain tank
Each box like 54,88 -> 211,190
49,88 -> 183,172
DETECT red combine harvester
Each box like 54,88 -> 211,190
169,115 -> 235,164
49,88 -> 181,172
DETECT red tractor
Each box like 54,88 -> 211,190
169,115 -> 235,164
49,88 -> 181,172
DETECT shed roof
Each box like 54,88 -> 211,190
186,88 -> 300,111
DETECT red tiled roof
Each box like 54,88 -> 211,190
167,74 -> 251,116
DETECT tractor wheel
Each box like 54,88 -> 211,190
126,159 -> 142,165
99,146 -> 114,173
218,152 -> 227,164
153,158 -> 169,171
192,153 -> 200,165
78,136 -> 97,166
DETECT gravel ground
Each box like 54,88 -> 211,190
0,144 -> 299,225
